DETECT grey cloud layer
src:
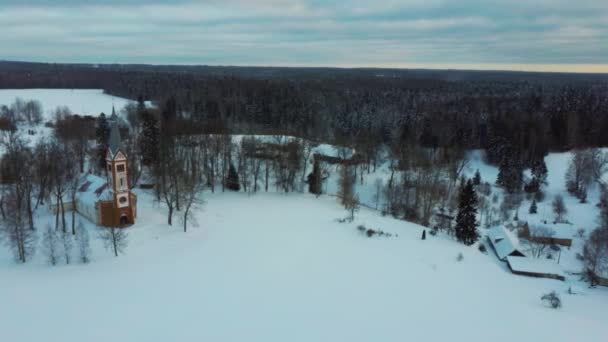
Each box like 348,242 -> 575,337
1,0 -> 606,69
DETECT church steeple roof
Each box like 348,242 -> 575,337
110,105 -> 118,120
108,116 -> 124,158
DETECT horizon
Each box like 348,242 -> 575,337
1,1 -> 607,74
4,59 -> 608,75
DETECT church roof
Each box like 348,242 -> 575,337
108,118 -> 124,158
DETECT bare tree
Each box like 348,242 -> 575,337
338,164 -> 355,208
0,189 -> 36,263
565,150 -> 594,200
76,220 -> 91,264
521,225 -> 555,258
42,223 -> 59,266
61,231 -> 73,264
373,178 -> 383,210
177,137 -> 205,233
98,225 -> 128,257
583,227 -> 608,286
552,194 -> 567,223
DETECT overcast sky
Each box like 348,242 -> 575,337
1,0 -> 607,72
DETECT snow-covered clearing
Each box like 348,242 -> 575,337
0,89 -> 136,120
1,191 -> 606,342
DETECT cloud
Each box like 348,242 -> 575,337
0,1 -> 606,72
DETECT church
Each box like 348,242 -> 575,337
50,109 -> 137,227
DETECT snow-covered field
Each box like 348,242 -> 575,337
1,191 -> 607,342
0,89 -> 135,119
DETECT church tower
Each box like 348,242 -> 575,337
105,108 -> 136,226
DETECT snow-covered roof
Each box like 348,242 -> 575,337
76,174 -> 112,205
529,221 -> 576,240
107,119 -> 124,158
487,226 -> 525,260
506,256 -> 565,278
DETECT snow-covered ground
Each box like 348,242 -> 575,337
1,191 -> 607,342
0,89 -> 136,120
1,89 -> 607,341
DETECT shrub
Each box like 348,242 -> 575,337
456,253 -> 464,262
366,229 -> 376,237
478,244 -> 487,253
541,291 -> 561,309
357,225 -> 366,233
429,228 -> 438,236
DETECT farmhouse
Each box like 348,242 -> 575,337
486,226 -> 526,261
49,111 -> 137,227
506,256 -> 565,281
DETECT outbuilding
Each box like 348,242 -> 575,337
486,226 -> 526,261
506,256 -> 565,281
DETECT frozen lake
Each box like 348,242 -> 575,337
0,88 -> 135,120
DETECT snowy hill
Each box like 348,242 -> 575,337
1,191 -> 607,342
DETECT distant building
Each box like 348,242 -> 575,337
50,109 -> 137,227
519,221 -> 574,247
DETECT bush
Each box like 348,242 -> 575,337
357,225 -> 366,233
541,291 -> 562,309
576,228 -> 585,238
478,244 -> 487,253
429,228 -> 438,236
366,229 -> 376,237
456,253 -> 464,262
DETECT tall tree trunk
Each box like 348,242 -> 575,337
55,193 -> 60,231
71,204 -> 76,235
26,189 -> 34,230
111,228 -> 118,257
167,205 -> 173,226
60,196 -> 66,233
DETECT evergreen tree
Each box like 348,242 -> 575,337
455,179 -> 479,245
531,158 -> 548,185
307,157 -> 322,195
95,113 -> 110,171
225,162 -> 240,191
496,150 -> 523,193
139,111 -> 160,166
473,169 -> 481,185
529,199 -> 538,214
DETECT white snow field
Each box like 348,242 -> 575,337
1,191 -> 607,342
0,89 -> 136,119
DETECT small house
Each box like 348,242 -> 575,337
486,226 -> 526,261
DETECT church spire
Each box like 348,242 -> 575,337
108,119 -> 123,158
110,105 -> 117,121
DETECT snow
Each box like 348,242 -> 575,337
487,226 -> 525,260
0,89 -> 141,120
1,192 -> 607,342
529,221 -> 576,240
507,256 -> 565,278
1,90 -> 608,340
